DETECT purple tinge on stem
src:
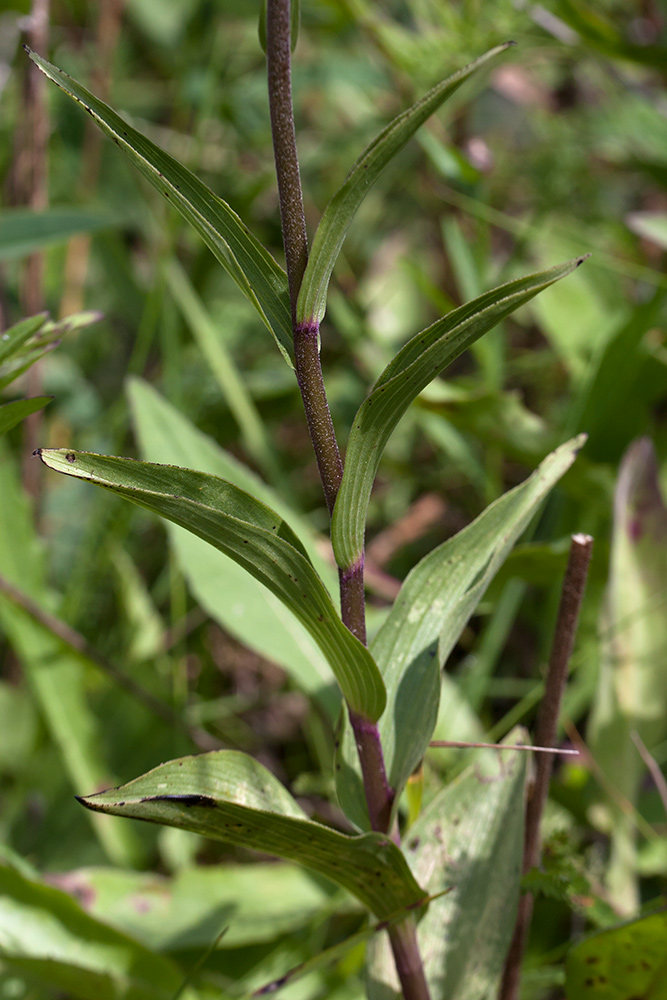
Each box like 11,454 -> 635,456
340,554 -> 364,584
295,319 -> 319,341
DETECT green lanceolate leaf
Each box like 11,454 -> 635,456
0,397 -> 51,437
78,750 -> 427,921
332,256 -> 587,571
336,435 -> 586,829
296,43 -> 513,326
407,732 -> 527,1000
366,732 -> 527,1000
37,449 -> 386,722
566,909 -> 667,1000
128,378 -> 340,714
27,48 -> 294,367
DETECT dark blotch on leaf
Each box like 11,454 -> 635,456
150,793 -> 217,808
66,453 -> 76,463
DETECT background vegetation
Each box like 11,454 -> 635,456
0,1 -> 666,997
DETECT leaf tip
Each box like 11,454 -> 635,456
575,253 -> 592,267
22,43 -> 33,56
573,432 -> 588,455
75,794 -> 95,810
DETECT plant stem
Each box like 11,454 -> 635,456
20,0 -> 50,498
266,0 -> 394,832
265,0 -> 308,313
388,917 -> 432,1000
293,320 -> 343,515
499,533 -> 593,1000
265,7 -> 430,998
265,0 -> 344,515
348,708 -> 395,833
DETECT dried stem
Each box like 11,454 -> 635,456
430,740 -> 580,755
499,533 -> 593,1000
265,6 -> 428,997
0,571 -> 219,752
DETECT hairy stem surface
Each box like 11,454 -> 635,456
265,6 -> 430,997
265,0 -> 308,313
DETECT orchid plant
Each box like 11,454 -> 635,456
25,3 -> 586,997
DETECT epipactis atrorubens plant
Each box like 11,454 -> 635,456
27,4 -> 587,998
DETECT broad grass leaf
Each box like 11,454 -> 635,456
78,750 -> 427,921
297,44 -> 513,326
366,731 -> 528,1000
52,862 -> 341,951
0,445 -> 141,866
337,435 -> 585,829
27,49 -> 294,367
0,864 -> 196,1000
587,438 -> 667,912
127,378 -> 340,715
37,448 -> 386,722
566,909 -> 667,1000
332,257 -> 587,570
0,207 -> 118,260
